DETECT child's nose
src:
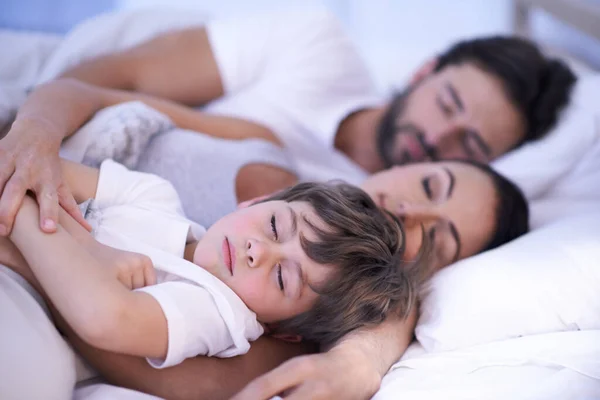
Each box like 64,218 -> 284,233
246,239 -> 271,268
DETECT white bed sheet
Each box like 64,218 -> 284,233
1,9 -> 599,400
376,330 -> 600,400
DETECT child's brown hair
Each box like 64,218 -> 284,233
261,181 -> 429,347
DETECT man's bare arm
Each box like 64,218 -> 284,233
233,310 -> 417,400
64,327 -> 314,400
60,27 -> 224,106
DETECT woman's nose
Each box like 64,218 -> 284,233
397,203 -> 443,229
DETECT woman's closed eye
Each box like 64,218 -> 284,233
428,222 -> 460,266
428,226 -> 447,264
422,177 -> 433,199
422,175 -> 442,201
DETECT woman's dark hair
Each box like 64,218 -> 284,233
454,159 -> 529,251
436,36 -> 577,144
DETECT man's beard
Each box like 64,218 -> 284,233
375,88 -> 436,167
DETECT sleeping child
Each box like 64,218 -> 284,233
5,158 -> 417,372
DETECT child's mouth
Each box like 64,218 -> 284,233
223,237 -> 235,275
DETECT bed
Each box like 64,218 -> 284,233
1,1 -> 599,399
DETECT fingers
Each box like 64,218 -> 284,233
0,174 -> 28,236
143,261 -> 157,286
129,254 -> 156,290
285,383 -> 329,400
38,186 -> 59,233
131,268 -> 146,290
116,266 -> 134,289
0,163 -> 63,236
232,357 -> 311,400
0,154 -> 15,217
58,186 -> 92,232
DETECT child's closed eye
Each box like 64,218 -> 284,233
271,214 -> 279,241
277,263 -> 285,292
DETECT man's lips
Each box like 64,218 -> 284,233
222,237 -> 236,275
402,135 -> 427,162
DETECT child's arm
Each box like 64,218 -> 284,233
9,196 -> 168,359
46,160 -> 156,290
0,235 -> 41,293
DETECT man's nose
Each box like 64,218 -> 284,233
428,120 -> 467,159
246,239 -> 275,268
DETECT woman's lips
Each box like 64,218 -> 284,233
223,237 -> 235,275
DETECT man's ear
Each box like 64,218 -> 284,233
409,58 -> 439,86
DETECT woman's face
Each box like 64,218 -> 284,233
361,161 -> 497,271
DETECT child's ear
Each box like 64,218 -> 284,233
271,333 -> 303,343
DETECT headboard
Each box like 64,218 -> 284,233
513,0 -> 600,41
512,0 -> 600,71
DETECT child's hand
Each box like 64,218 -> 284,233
91,244 -> 157,290
110,248 -> 156,290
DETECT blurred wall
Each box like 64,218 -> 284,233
1,0 -> 115,33
1,0 -> 599,89
119,0 -> 600,89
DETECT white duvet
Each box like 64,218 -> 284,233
1,8 -> 599,400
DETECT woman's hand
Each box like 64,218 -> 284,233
0,117 -> 88,236
231,343 -> 382,400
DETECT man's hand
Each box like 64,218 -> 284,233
232,343 -> 382,400
0,118 -> 89,236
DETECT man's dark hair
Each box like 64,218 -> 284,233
436,36 -> 577,144
453,159 -> 529,251
260,182 -> 426,347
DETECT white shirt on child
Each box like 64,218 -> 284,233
87,160 -> 263,369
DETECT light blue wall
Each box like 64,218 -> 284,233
1,0 -> 115,33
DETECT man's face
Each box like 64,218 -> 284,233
378,63 -> 526,166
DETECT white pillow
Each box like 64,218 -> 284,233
415,212 -> 600,352
492,74 -> 600,202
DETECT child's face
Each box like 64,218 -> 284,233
193,200 -> 333,323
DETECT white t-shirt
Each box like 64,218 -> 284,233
203,8 -> 382,185
88,160 -> 264,369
